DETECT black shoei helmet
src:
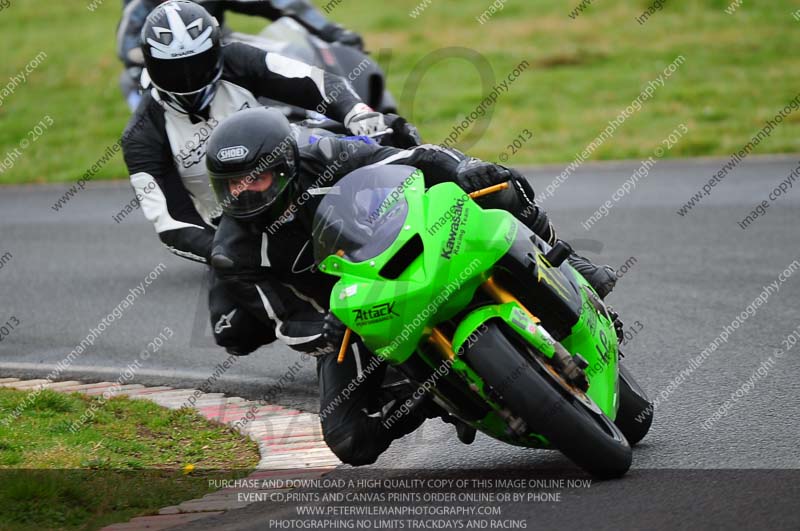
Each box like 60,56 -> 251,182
141,0 -> 222,115
207,107 -> 300,219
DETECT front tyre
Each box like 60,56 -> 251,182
463,321 -> 632,479
614,363 -> 654,446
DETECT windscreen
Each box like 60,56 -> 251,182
312,165 -> 419,264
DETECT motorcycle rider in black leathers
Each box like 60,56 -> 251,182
118,0 -> 363,110
203,106 -> 618,465
121,0 -> 400,265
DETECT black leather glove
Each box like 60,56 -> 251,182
455,158 -> 518,193
318,311 -> 347,357
382,114 -> 423,149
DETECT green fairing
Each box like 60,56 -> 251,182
561,278 -> 620,417
321,172 -> 515,363
316,166 -> 620,446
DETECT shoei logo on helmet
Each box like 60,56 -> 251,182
147,4 -> 214,60
217,146 -> 250,162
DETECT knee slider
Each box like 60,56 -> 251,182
324,430 -> 381,466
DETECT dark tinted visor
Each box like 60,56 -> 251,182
149,48 -> 221,94
210,160 -> 294,218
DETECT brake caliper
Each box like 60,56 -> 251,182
551,342 -> 590,392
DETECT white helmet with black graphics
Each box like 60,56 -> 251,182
141,0 -> 223,116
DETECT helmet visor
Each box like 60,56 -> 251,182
211,158 -> 295,219
147,46 -> 222,114
148,47 -> 221,94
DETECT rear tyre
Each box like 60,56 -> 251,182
463,321 -> 632,479
614,363 -> 653,445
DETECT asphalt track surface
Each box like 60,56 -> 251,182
2,156 -> 799,529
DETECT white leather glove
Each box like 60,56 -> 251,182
344,103 -> 390,137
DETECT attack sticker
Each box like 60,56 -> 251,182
353,302 -> 399,325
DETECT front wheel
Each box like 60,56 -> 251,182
463,321 -> 632,479
614,363 -> 654,446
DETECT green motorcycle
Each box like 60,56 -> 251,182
312,165 -> 653,478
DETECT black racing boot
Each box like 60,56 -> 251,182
403,397 -> 477,445
532,218 -> 618,299
414,397 -> 477,445
606,306 -> 626,355
381,368 -> 477,445
472,174 -> 618,299
527,210 -> 618,298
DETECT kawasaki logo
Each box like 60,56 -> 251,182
353,302 -> 399,324
440,202 -> 464,260
217,146 -> 249,162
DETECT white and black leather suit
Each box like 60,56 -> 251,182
121,42 -> 365,263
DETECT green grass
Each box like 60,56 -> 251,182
1,0 -> 799,185
0,388 -> 258,531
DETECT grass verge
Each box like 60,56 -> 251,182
0,387 -> 258,531
0,0 -> 798,185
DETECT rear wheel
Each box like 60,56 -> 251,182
614,363 -> 653,445
463,321 -> 632,479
